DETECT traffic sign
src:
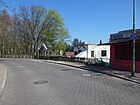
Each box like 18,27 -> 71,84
130,33 -> 138,40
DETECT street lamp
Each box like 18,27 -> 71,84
131,0 -> 136,76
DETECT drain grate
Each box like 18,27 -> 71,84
94,73 -> 103,76
61,69 -> 73,71
122,83 -> 136,87
34,80 -> 48,84
82,73 -> 92,77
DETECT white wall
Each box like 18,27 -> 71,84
87,45 -> 97,58
74,44 -> 110,63
94,45 -> 110,63
74,44 -> 97,58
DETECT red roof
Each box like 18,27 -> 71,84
65,52 -> 74,57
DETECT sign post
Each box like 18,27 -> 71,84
130,33 -> 137,76
131,0 -> 136,77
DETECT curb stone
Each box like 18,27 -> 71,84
44,60 -> 140,84
0,64 -> 7,98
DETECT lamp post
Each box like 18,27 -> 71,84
131,0 -> 136,76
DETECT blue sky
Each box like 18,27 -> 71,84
8,0 -> 140,44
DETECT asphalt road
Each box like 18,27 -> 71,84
0,59 -> 140,105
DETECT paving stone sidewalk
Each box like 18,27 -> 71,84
45,60 -> 140,84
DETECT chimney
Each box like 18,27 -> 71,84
100,40 -> 102,44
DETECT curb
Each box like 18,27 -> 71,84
0,64 -> 7,98
45,60 -> 140,84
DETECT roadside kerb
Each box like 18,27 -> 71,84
0,64 -> 7,98
44,60 -> 140,84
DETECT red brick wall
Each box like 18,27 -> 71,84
110,41 -> 140,73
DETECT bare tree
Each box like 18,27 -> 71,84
0,9 -> 13,57
0,5 -> 69,58
0,0 -> 9,9
14,6 -> 49,58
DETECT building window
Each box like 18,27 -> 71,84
74,51 -> 78,55
136,43 -> 140,61
101,50 -> 107,57
115,44 -> 132,60
115,43 -> 140,61
91,51 -> 94,57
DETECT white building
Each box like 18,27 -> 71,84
74,42 -> 110,63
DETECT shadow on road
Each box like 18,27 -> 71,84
0,59 -> 4,61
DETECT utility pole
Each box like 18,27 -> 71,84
131,0 -> 136,76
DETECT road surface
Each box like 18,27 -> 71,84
0,59 -> 140,105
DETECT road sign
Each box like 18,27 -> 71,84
130,33 -> 138,40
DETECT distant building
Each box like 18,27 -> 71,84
74,42 -> 110,63
110,29 -> 140,72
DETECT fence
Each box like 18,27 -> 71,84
0,55 -> 34,59
0,54 -> 110,66
34,55 -> 110,65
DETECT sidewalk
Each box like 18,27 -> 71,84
45,60 -> 140,84
0,63 -> 7,98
